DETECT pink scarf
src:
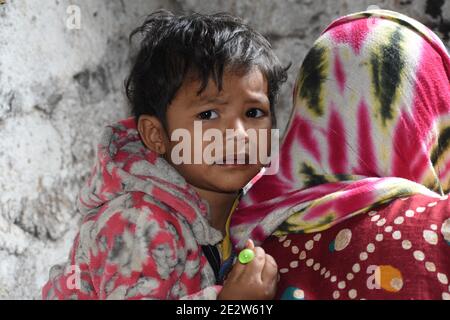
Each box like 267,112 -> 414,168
229,10 -> 450,251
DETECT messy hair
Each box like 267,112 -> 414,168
125,9 -> 289,128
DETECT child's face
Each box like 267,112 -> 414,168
164,67 -> 272,194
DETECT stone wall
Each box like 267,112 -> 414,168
0,0 -> 448,299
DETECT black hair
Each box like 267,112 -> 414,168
125,9 -> 289,128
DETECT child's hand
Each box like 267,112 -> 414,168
218,239 -> 278,300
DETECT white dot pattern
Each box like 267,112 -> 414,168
274,205 -> 450,300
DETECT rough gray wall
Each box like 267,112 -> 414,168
0,0 -> 448,299
0,0 -> 178,300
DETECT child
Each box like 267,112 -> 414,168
42,10 -> 287,300
229,10 -> 450,300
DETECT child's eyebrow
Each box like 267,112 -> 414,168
244,97 -> 270,105
195,95 -> 228,106
194,95 -> 269,107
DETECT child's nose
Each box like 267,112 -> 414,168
231,119 -> 249,142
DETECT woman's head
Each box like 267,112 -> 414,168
276,10 -> 450,196
226,10 -> 450,251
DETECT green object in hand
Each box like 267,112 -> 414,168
238,248 -> 255,264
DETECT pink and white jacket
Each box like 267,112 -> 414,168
42,117 -> 223,300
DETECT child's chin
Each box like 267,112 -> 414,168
211,183 -> 247,193
210,166 -> 260,191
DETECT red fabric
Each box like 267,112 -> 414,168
42,118 -> 222,300
263,194 -> 450,300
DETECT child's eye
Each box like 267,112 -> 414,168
246,108 -> 266,118
197,110 -> 219,120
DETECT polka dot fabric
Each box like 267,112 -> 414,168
263,194 -> 450,300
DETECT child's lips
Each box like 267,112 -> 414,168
214,153 -> 251,166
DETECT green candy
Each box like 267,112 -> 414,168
238,248 -> 255,264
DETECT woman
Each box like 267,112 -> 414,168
226,9 -> 450,300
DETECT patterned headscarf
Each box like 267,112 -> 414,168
227,10 -> 450,252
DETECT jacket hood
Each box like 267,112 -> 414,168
76,117 -> 222,245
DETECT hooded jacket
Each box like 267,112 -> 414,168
42,117 -> 223,300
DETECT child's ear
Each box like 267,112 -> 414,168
137,115 -> 168,155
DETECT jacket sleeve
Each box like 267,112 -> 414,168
88,207 -> 222,300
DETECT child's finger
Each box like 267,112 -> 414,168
246,239 -> 255,250
230,240 -> 258,281
228,260 -> 246,281
226,250 -> 248,281
261,253 -> 278,284
243,246 -> 266,277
